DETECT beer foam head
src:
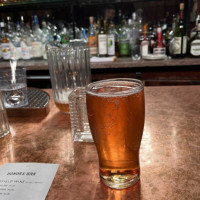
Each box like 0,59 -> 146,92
86,78 -> 143,97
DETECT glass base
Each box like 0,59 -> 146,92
0,130 -> 10,138
100,172 -> 140,189
73,132 -> 93,142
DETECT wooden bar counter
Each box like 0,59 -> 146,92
0,86 -> 200,200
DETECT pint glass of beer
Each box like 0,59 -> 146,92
86,78 -> 145,189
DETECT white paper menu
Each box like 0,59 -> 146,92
0,163 -> 59,200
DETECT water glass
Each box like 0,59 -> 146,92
0,90 -> 10,138
46,41 -> 91,113
0,67 -> 28,108
69,87 -> 92,142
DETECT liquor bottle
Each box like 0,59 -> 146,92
41,20 -> 51,59
116,10 -> 123,57
153,24 -> 166,55
136,9 -> 144,43
88,16 -> 98,57
31,15 -> 42,59
59,25 -> 70,47
161,18 -> 170,53
98,18 -> 107,57
107,21 -> 116,56
169,14 -> 178,55
20,23 -> 32,60
6,16 -> 15,39
172,3 -> 187,58
10,22 -> 22,60
190,14 -> 200,38
0,21 -> 11,60
129,12 -> 140,60
52,25 -> 61,42
118,18 -> 130,57
148,23 -> 156,54
140,24 -> 149,58
20,16 -> 26,33
190,21 -> 200,57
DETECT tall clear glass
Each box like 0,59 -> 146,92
86,78 -> 145,189
46,41 -> 91,113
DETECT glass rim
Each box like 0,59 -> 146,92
86,78 -> 144,97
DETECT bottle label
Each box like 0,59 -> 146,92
42,44 -> 47,60
141,42 -> 149,57
173,36 -> 187,54
88,36 -> 97,55
21,41 -> 31,59
153,47 -> 166,55
190,39 -> 200,56
107,34 -> 115,56
20,41 -> 31,60
10,42 -> 22,59
119,40 -> 129,56
173,37 -> 181,54
98,34 -> 107,55
1,43 -> 11,60
61,34 -> 70,44
31,41 -> 42,58
182,36 -> 187,54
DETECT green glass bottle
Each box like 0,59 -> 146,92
172,3 -> 187,58
98,18 -> 107,57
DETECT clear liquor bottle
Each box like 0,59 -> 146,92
10,22 -> 22,60
107,21 -> 116,56
41,20 -> 51,59
190,14 -> 200,38
1,21 -> 11,60
20,23 -> 32,60
129,12 -> 140,60
31,15 -> 43,59
6,16 -> 15,39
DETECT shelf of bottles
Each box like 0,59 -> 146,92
0,0 -> 69,7
0,0 -> 161,7
0,1 -> 199,63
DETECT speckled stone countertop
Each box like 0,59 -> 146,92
0,86 -> 200,200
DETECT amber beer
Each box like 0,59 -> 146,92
55,101 -> 70,113
54,90 -> 72,113
86,79 -> 145,189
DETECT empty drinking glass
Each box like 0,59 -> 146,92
46,41 -> 91,113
